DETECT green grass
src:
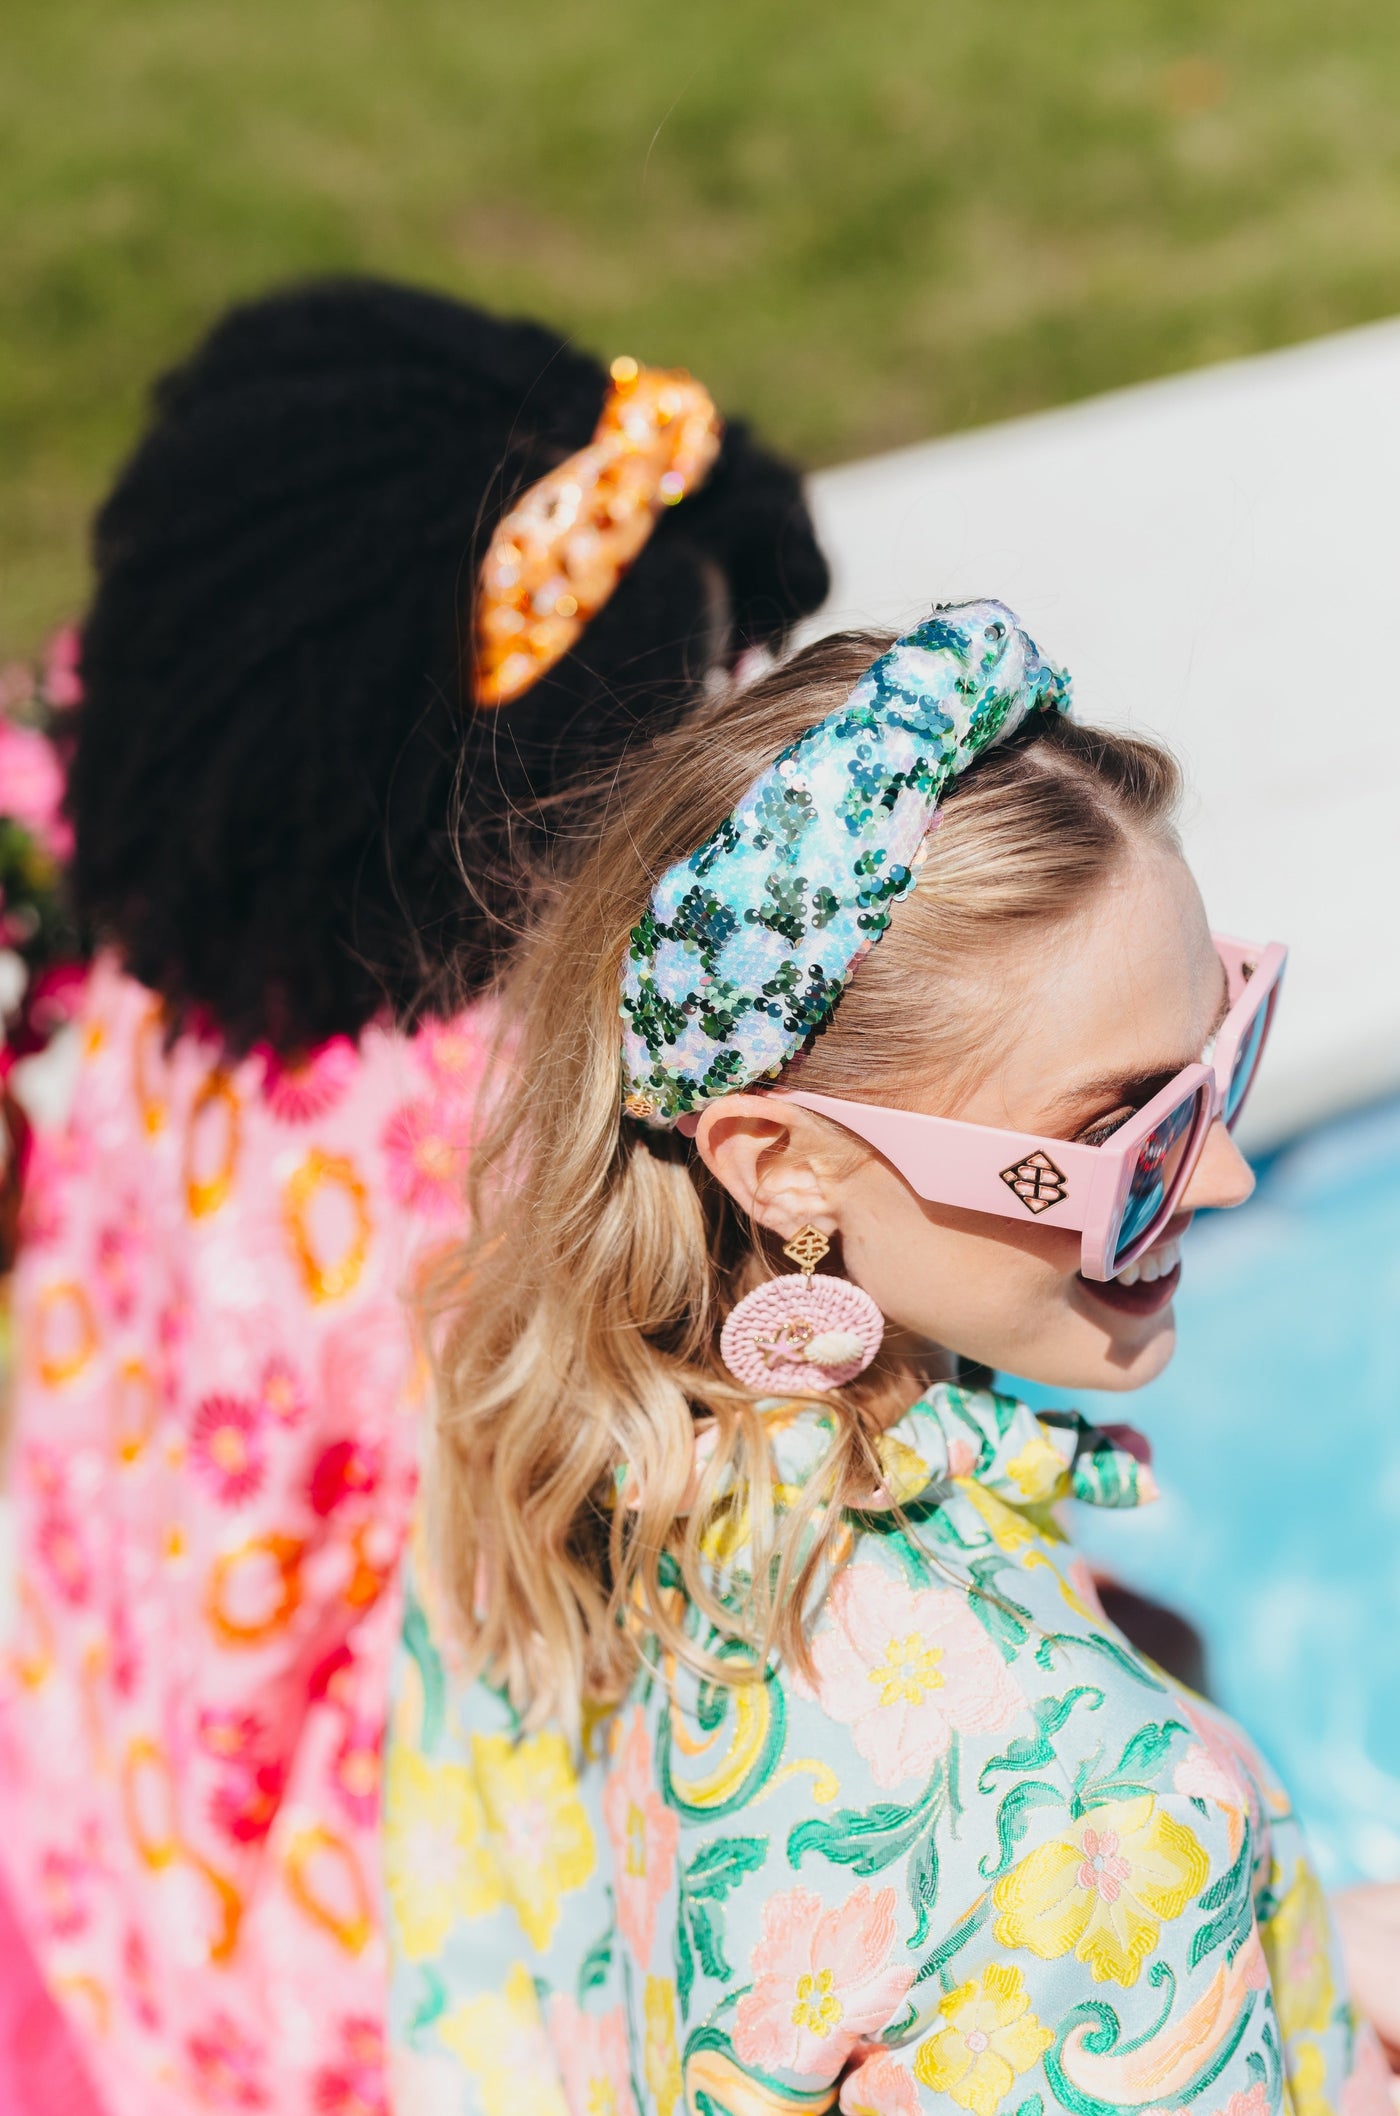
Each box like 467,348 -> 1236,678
7,0 -> 1400,653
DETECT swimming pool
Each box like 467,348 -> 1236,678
1015,1090 -> 1400,1886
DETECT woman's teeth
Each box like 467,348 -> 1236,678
1115,1236 -> 1180,1287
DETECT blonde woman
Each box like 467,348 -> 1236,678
384,606 -> 1392,2115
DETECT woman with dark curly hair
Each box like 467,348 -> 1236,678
0,277 -> 828,2116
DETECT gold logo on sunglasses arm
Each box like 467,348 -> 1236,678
999,1151 -> 1069,1215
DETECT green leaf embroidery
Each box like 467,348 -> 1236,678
979,1687 -> 1103,1790
683,1836 -> 768,1900
578,1925 -> 614,1999
674,1835 -> 768,2017
979,1778 -> 1066,1881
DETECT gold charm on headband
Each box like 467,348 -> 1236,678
472,358 -> 723,710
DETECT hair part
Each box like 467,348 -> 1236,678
428,627 -> 1183,1726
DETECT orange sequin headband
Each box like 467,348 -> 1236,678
472,356 -> 723,709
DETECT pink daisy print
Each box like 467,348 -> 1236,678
308,1437 -> 381,1519
381,1095 -> 468,1221
185,2011 -> 269,2110
312,2016 -> 388,2116
602,1707 -> 680,1964
190,1395 -> 267,1507
197,1709 -> 266,1762
547,1995 -> 639,2116
840,2051 -> 923,2115
35,1507 -> 91,1606
259,1037 -> 359,1124
796,1562 -> 1024,1789
330,1719 -> 382,1830
414,1013 -> 489,1098
258,1354 -> 309,1428
734,1885 -> 913,2081
209,1759 -> 285,1846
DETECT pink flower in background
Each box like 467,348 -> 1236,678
210,1760 -> 285,1847
197,1710 -> 266,1763
258,1353 -> 308,1428
260,1038 -> 359,1124
840,2052 -> 923,2116
415,1013 -> 490,1099
1212,2089 -> 1270,2116
547,1996 -> 638,2116
186,2012 -> 269,2110
330,1720 -> 382,1830
312,2017 -> 389,2116
40,1848 -> 92,1938
734,1885 -> 913,2080
308,1438 -> 381,1519
381,1094 -> 468,1220
36,1507 -> 91,1606
43,624 -> 84,708
797,1561 -> 1024,1788
1339,2034 -> 1395,2116
190,1395 -> 267,1507
602,1708 -> 679,1963
0,716 -> 70,857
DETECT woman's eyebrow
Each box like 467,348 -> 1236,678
1045,967 -> 1234,1123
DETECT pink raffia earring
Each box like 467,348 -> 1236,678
720,1225 -> 884,1393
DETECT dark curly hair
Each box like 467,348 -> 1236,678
68,278 -> 828,1053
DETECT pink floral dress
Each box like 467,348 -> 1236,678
0,953 -> 489,2115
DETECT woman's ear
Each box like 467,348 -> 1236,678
692,1096 -> 840,1241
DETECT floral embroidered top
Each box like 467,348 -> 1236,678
0,954 -> 489,2116
383,1386 -> 1390,2116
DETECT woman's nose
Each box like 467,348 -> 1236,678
1181,1117 -> 1255,1212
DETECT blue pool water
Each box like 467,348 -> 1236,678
1012,1092 -> 1400,1887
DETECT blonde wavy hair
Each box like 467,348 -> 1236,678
428,630 -> 1181,1727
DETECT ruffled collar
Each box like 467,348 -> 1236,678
757,1382 -> 1158,1516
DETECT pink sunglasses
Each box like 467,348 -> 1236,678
759,936 -> 1286,1282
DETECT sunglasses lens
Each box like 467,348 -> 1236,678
1223,987 -> 1276,1128
1113,1092 -> 1201,1269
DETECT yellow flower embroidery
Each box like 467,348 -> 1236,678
382,1745 -> 502,1961
874,1433 -> 935,1506
957,1479 -> 1038,1555
913,1962 -> 1053,2116
1284,2036 -> 1334,2116
1001,1433 -> 1070,1504
643,1975 -> 683,2116
439,1961 -> 569,2116
993,1795 -> 1209,1987
791,1966 -> 844,2038
471,1730 -> 596,1951
868,1634 -> 945,1708
1262,1859 -> 1336,2041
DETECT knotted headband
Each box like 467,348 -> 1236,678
473,357 -> 723,708
620,600 -> 1072,1125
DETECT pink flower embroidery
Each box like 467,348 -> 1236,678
185,2011 -> 269,2109
734,1885 -> 914,2081
190,1395 -> 267,1506
547,1995 -> 639,2116
258,1354 -> 309,1428
259,1038 -> 359,1124
840,2050 -> 923,2114
381,1095 -> 468,1221
602,1707 -> 680,1963
1076,1825 -> 1131,1902
309,1438 -> 381,1518
797,1562 -> 1024,1788
1339,2032 -> 1395,2116
1213,2088 -> 1271,2116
